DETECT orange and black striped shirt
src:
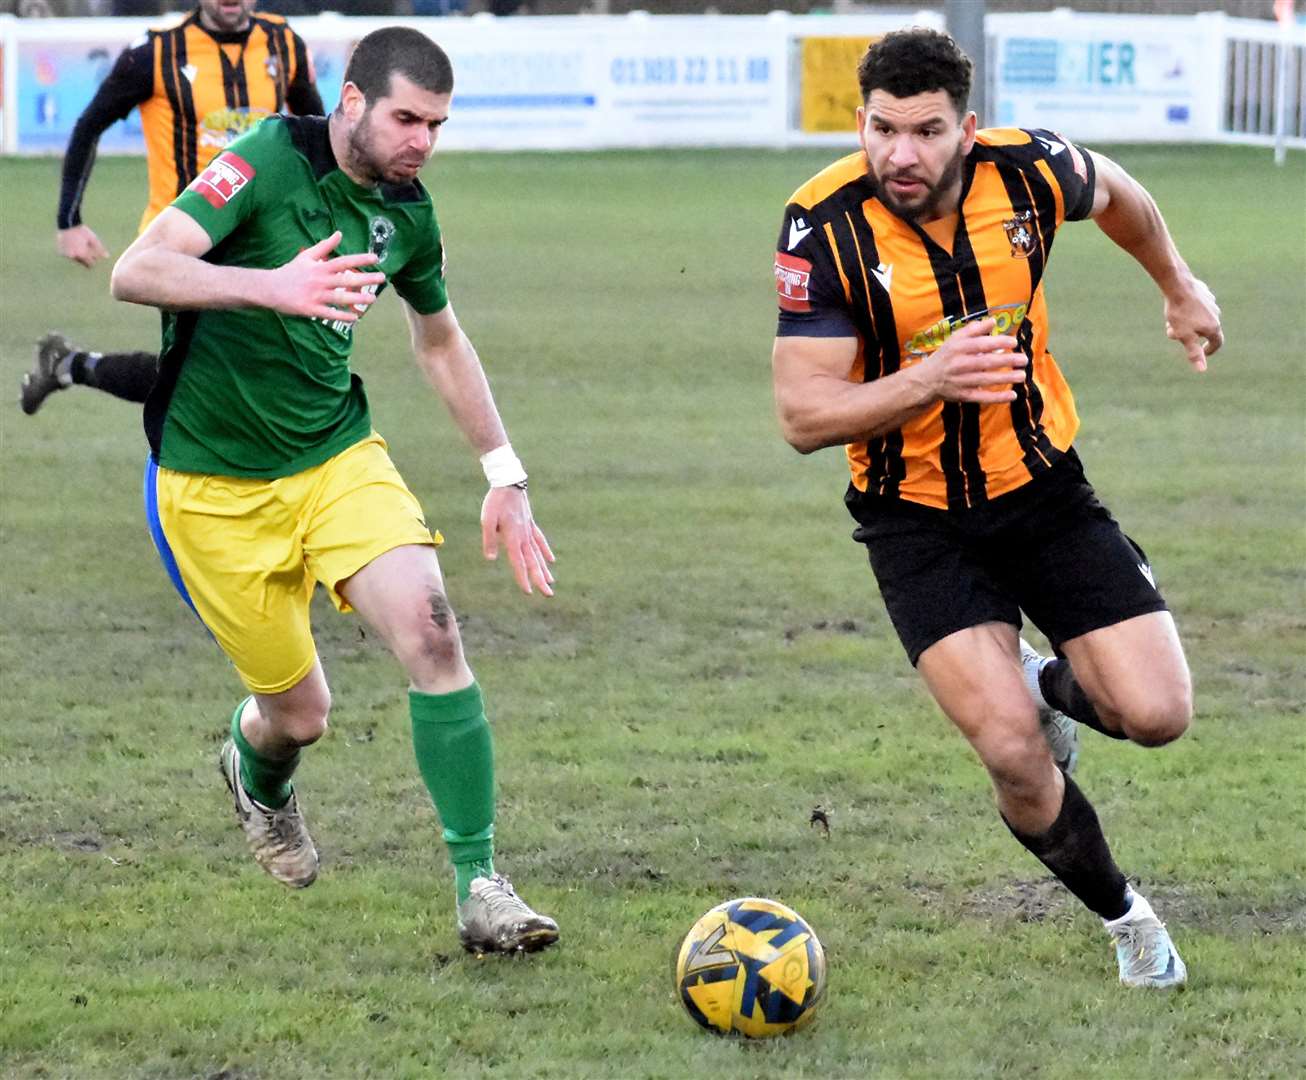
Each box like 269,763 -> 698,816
58,9 -> 321,235
774,128 -> 1097,513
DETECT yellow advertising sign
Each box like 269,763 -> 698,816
799,36 -> 879,133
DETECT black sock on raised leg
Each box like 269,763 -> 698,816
73,351 -> 159,403
1038,657 -> 1127,740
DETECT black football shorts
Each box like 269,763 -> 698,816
848,449 -> 1168,666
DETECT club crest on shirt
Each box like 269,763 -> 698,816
265,56 -> 279,80
1003,211 -> 1036,259
368,215 -> 396,263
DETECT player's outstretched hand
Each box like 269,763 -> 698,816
57,225 -> 110,268
925,318 -> 1027,403
480,485 -> 556,597
266,230 -> 387,321
1164,275 -> 1222,372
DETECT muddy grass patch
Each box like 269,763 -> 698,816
924,877 -> 1306,935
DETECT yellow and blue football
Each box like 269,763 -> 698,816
674,896 -> 827,1038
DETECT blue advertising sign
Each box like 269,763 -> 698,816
17,38 -> 144,152
994,29 -> 1205,141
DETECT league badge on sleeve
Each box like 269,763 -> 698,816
775,252 -> 813,312
190,152 -> 255,209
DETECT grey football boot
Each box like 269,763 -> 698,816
20,332 -> 75,415
1105,891 -> 1188,989
458,874 -> 559,955
1020,637 -> 1080,775
219,738 -> 319,888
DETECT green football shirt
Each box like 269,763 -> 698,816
144,115 -> 449,478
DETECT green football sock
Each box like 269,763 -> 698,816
409,683 -> 496,903
230,698 -> 298,809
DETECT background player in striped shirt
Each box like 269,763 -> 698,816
22,0 -> 322,415
772,29 -> 1222,989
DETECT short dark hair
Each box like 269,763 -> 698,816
857,28 -> 972,116
343,27 -> 454,103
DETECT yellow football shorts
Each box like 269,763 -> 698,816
145,433 -> 440,694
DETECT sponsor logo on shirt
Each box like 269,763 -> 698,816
775,251 -> 813,313
190,152 -> 255,209
199,107 -> 273,150
903,302 -> 1029,360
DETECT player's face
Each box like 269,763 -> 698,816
346,75 -> 450,185
858,89 -> 976,222
197,0 -> 256,33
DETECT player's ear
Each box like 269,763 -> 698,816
340,81 -> 366,123
961,110 -> 977,151
856,104 -> 868,154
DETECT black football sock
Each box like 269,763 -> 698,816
1038,657 -> 1127,739
1004,776 -> 1130,921
72,350 -> 159,404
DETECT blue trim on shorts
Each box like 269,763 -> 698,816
143,455 -> 201,619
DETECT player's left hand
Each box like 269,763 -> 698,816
1163,275 -> 1223,372
480,485 -> 555,596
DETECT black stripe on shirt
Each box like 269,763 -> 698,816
846,207 -> 906,497
1024,164 -> 1060,268
917,236 -> 973,509
1015,315 -> 1058,470
172,29 -> 199,188
260,20 -> 289,112
995,163 -> 1047,289
951,217 -> 990,506
158,32 -> 189,196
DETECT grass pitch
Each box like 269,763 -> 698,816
2,144 -> 1304,1079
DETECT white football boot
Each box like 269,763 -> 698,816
457,874 -> 559,955
1020,637 -> 1080,775
1105,891 -> 1188,989
219,738 -> 318,888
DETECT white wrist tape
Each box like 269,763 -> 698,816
480,443 -> 527,487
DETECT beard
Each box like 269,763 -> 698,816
872,144 -> 966,222
345,113 -> 427,186
203,1 -> 253,33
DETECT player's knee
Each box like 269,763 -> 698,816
394,588 -> 465,674
1122,690 -> 1192,747
284,710 -> 329,746
976,721 -> 1047,794
264,684 -> 331,746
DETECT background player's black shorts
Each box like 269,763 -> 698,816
847,449 -> 1168,666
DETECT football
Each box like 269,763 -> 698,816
674,897 -> 827,1038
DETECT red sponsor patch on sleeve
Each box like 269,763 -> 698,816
1052,131 -> 1089,184
190,152 -> 256,209
1067,142 -> 1088,184
774,251 -> 813,313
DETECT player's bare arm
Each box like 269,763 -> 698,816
1088,150 -> 1223,371
112,215 -> 384,320
405,302 -> 555,596
773,320 -> 1025,453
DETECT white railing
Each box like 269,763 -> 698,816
1218,14 -> 1305,156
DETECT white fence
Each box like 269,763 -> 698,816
1219,14 -> 1305,147
1,9 -> 1302,154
